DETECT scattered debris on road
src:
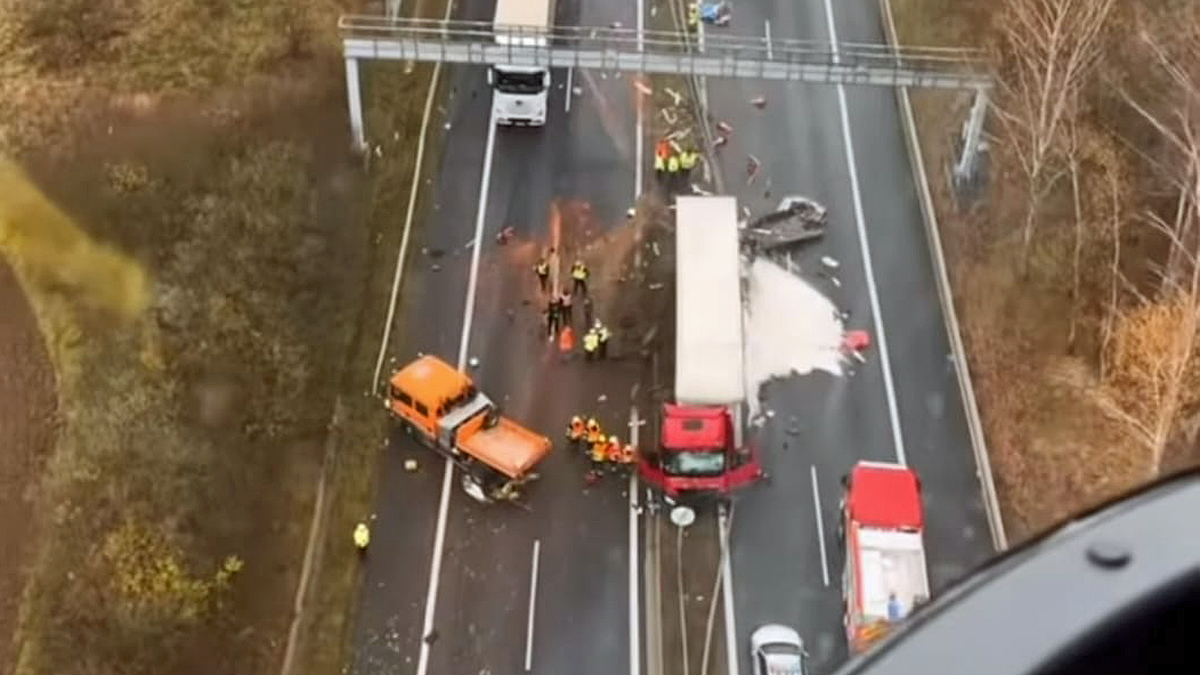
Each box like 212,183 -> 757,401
468,356 -> 480,368
716,120 -> 733,135
750,96 -> 766,109
404,459 -> 419,472
634,80 -> 653,97
821,255 -> 839,269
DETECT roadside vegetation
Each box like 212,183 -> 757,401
0,1 -> 445,674
891,0 -> 1200,539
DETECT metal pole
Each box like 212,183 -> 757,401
954,87 -> 988,186
345,56 -> 367,153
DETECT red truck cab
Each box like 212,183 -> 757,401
638,404 -> 764,499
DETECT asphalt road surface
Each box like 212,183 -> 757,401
351,0 -> 646,673
701,1 -> 998,674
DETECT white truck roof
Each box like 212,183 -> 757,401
494,0 -> 554,45
674,196 -> 745,405
852,528 -> 930,622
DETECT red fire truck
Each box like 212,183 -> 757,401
638,196 -> 764,500
839,461 -> 930,654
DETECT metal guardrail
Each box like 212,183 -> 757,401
877,0 -> 1007,551
339,15 -> 993,90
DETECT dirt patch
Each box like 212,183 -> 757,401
0,261 -> 57,675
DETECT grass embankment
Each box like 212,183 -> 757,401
0,0 -> 447,673
890,0 -> 1196,539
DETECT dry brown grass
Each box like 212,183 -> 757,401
890,0 -> 1161,540
0,1 -> 447,674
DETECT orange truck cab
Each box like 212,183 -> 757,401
387,355 -> 552,502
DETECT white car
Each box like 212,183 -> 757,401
750,624 -> 809,675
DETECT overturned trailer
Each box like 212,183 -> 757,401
639,196 -> 764,500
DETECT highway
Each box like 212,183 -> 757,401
347,0 -> 999,673
701,1 -> 998,674
350,0 -> 647,673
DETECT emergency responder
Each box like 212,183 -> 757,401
353,522 -> 370,556
571,259 -> 590,297
666,152 -> 681,194
546,296 -> 562,339
586,417 -> 603,444
590,433 -> 608,464
679,148 -> 697,182
560,290 -> 573,325
595,321 -> 611,359
583,327 -> 599,360
655,139 -> 671,183
687,2 -> 700,31
534,257 -> 550,292
605,435 -> 623,463
566,415 -> 585,444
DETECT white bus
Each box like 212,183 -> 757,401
490,0 -> 555,126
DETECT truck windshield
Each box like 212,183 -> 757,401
663,450 -> 727,476
493,68 -> 545,94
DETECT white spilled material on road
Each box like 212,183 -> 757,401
743,258 -> 844,417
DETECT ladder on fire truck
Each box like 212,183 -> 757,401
338,15 -> 994,183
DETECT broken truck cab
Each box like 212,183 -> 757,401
387,355 -> 552,503
639,196 -> 764,500
640,404 -> 762,499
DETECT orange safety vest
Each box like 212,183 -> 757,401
567,417 -> 585,440
656,140 -> 671,159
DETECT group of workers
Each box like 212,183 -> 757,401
534,251 -> 617,359
654,139 -> 700,194
565,415 -> 637,467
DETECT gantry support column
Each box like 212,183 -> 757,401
953,87 -> 989,189
345,56 -> 367,154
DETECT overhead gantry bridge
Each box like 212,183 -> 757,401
338,15 -> 994,183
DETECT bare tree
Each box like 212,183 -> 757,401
1094,31 -> 1200,477
992,0 -> 1115,268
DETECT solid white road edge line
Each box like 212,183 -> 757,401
635,0 -> 645,198
764,20 -> 773,60
415,103 -> 500,675
371,64 -> 450,388
566,66 -> 574,113
629,407 -> 642,675
719,505 -> 739,675
820,0 -> 908,466
525,539 -> 542,672
810,466 -> 831,586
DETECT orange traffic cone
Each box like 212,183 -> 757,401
559,325 -> 575,352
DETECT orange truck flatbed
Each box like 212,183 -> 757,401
387,355 -> 551,501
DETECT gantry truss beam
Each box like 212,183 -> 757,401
339,16 -> 993,90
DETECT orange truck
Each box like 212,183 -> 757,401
387,355 -> 552,502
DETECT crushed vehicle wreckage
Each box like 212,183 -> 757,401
741,196 -> 828,253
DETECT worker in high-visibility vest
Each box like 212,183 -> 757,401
605,435 -> 623,463
571,260 -> 590,297
590,434 -> 608,464
566,415 -> 585,443
534,258 -> 549,292
679,149 -> 697,181
595,321 -> 611,359
655,139 -> 671,183
353,522 -> 370,555
666,153 -> 681,194
687,2 -> 700,31
585,418 -> 603,444
583,328 -> 600,360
